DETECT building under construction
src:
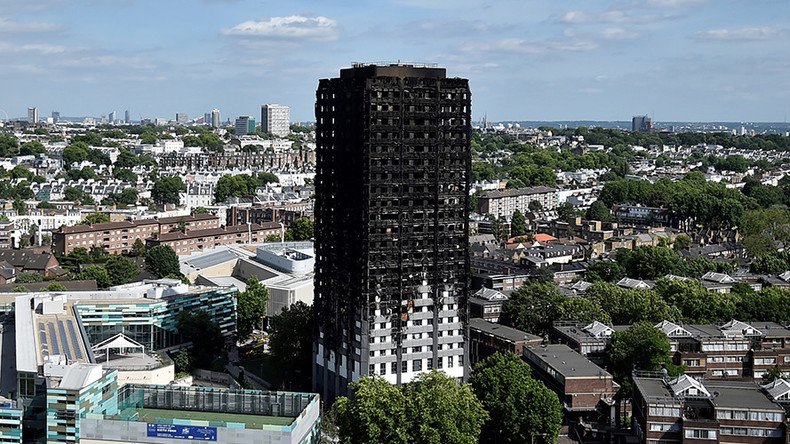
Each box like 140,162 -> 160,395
312,64 -> 471,400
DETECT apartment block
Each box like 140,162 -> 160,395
147,222 -> 282,255
52,214 -> 220,255
477,186 -> 559,219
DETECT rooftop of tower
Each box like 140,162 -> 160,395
341,62 -> 446,80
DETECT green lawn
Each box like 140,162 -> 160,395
137,408 -> 294,429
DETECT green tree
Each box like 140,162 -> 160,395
470,352 -> 563,444
673,234 -> 692,251
556,202 -> 577,224
0,134 -> 19,157
113,168 -> 138,182
737,288 -> 790,324
740,208 -> 790,257
76,266 -> 111,289
151,176 -> 185,206
145,245 -> 180,278
45,282 -> 67,292
19,140 -> 46,156
16,272 -> 43,283
173,348 -> 193,375
557,297 -> 611,324
528,200 -> 543,212
130,239 -> 146,257
64,187 -> 95,205
81,213 -> 110,225
500,281 -> 565,336
177,310 -> 225,369
214,174 -> 259,203
10,165 -> 34,180
192,207 -> 209,215
62,142 -> 90,169
586,200 -> 610,222
608,322 -> 677,393
587,282 -> 679,325
105,255 -> 139,286
37,201 -> 55,209
405,371 -> 488,444
286,218 -> 313,241
655,278 -> 737,323
236,277 -> 268,341
335,377 -> 411,444
750,254 -> 788,274
510,210 -> 527,237
268,301 -> 314,389
616,246 -> 684,280
585,260 -> 625,283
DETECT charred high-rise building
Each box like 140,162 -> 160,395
313,64 -> 471,400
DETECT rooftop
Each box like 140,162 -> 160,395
468,318 -> 541,343
135,408 -> 295,429
480,186 -> 557,199
524,344 -> 613,379
156,222 -> 280,242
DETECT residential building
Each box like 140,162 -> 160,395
0,249 -> 61,277
0,221 -> 14,249
211,108 -> 221,128
522,344 -> 618,415
147,222 -> 282,255
52,214 -> 219,255
175,112 -> 189,124
235,116 -> 253,136
108,110 -> 116,123
261,104 -> 291,137
226,205 -> 306,229
51,111 -> 60,124
468,318 -> 541,366
27,107 -> 38,124
551,321 -> 624,366
632,374 -> 786,444
632,115 -> 653,132
477,186 -> 559,219
124,109 -> 130,124
468,287 -> 508,323
313,64 -> 471,400
656,319 -> 790,381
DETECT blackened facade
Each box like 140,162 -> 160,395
313,64 -> 471,400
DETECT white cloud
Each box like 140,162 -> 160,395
695,27 -> 784,41
647,0 -> 706,6
222,15 -> 338,40
463,38 -> 597,55
560,10 -> 629,24
0,42 -> 67,54
0,17 -> 61,33
601,27 -> 639,40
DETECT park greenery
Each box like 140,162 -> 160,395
267,301 -> 314,391
236,277 -> 268,341
145,245 -> 180,278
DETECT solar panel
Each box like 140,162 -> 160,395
39,322 -> 49,357
58,321 -> 74,362
66,320 -> 84,360
48,322 -> 60,355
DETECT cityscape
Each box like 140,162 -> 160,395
1,1 -> 790,444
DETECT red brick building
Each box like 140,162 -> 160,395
146,222 -> 282,255
52,214 -> 220,255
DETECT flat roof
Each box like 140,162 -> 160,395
136,408 -> 295,429
469,318 -> 541,343
156,222 -> 280,242
524,344 -> 612,378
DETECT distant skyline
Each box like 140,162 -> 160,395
1,0 -> 788,122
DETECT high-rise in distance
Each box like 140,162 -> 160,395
313,64 -> 471,400
261,104 -> 290,137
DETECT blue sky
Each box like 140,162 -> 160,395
1,0 -> 788,122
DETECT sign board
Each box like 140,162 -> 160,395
147,423 -> 217,441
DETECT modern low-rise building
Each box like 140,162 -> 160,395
468,287 -> 508,323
